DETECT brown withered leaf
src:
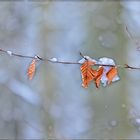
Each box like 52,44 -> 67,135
27,59 -> 36,80
106,67 -> 117,84
80,60 -> 97,88
95,66 -> 104,88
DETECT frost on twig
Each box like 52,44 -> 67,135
78,56 -> 97,64
7,51 -> 12,56
50,57 -> 58,62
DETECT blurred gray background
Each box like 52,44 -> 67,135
0,1 -> 140,139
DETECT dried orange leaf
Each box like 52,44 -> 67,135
95,66 -> 104,88
80,60 -> 97,88
27,59 -> 36,80
106,67 -> 118,84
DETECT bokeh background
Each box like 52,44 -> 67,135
0,1 -> 140,139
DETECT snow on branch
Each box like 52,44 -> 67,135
0,48 -> 140,88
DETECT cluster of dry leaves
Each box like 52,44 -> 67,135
27,56 -> 120,88
79,56 -> 120,88
80,59 -> 118,88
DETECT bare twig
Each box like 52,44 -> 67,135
125,25 -> 134,40
124,64 -> 140,70
125,24 -> 140,49
49,60 -> 80,64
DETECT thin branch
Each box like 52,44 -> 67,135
125,25 -> 134,40
48,60 -> 80,64
125,24 -> 140,48
0,48 -> 140,70
124,64 -> 140,70
0,48 -> 37,59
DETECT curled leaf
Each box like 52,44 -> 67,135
27,59 -> 36,80
106,67 -> 118,84
80,60 -> 97,88
95,66 -> 104,88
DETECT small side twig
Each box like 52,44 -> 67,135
125,24 -> 140,49
79,52 -> 88,60
125,25 -> 134,40
124,64 -> 140,70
